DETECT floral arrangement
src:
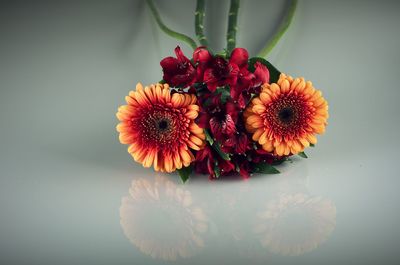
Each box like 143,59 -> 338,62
116,0 -> 328,182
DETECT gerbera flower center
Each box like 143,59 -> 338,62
264,94 -> 310,138
137,105 -> 188,148
157,119 -> 170,131
278,107 -> 294,124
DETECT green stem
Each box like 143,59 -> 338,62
195,0 -> 208,46
257,0 -> 297,58
226,0 -> 240,54
146,0 -> 197,50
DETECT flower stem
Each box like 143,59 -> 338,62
257,0 -> 297,58
146,0 -> 197,50
226,0 -> 240,54
195,0 -> 208,46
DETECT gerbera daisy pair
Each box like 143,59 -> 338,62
116,46 -> 328,182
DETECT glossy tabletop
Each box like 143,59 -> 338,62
1,1 -> 400,264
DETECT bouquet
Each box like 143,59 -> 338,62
116,0 -> 328,182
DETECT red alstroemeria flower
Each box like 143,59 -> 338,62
195,146 -> 236,178
197,93 -> 240,141
203,57 -> 239,92
202,48 -> 248,93
231,61 -> 270,108
221,132 -> 250,155
160,46 -> 196,88
251,147 -> 277,164
231,155 -> 252,178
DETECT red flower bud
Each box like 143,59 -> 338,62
229,47 -> 249,68
193,46 -> 212,65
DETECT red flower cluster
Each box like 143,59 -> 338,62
160,46 -> 275,178
161,46 -> 269,107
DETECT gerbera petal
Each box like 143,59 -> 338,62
116,122 -> 131,132
173,151 -> 183,169
188,140 -> 201,151
276,144 -> 285,156
280,79 -> 290,93
185,110 -> 198,119
260,92 -> 271,104
171,93 -> 184,107
247,115 -> 263,125
144,86 -> 156,102
180,147 -> 192,165
119,132 -> 134,144
258,131 -> 268,145
262,140 -> 274,152
189,122 -> 203,135
290,78 -> 301,91
164,154 -> 174,172
143,149 -> 156,168
189,135 -> 203,147
182,94 -> 193,106
252,128 -> 264,141
125,95 -> 139,107
252,104 -> 266,114
299,138 -> 310,148
134,90 -> 149,107
187,104 -> 200,112
128,142 -> 140,154
306,134 -> 318,144
295,78 -> 306,92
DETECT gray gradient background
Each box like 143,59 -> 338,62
1,0 -> 400,264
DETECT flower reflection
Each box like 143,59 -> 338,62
253,193 -> 336,256
120,175 -> 208,261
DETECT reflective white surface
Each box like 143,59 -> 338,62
1,1 -> 400,264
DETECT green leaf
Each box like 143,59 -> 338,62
214,164 -> 221,178
215,49 -> 228,59
248,57 -> 281,83
177,165 -> 192,183
213,142 -> 231,161
204,130 -> 214,145
253,163 -> 280,174
272,157 -> 290,165
159,79 -> 166,84
298,151 -> 308,158
204,129 -> 231,161
310,143 -> 315,147
216,86 -> 231,103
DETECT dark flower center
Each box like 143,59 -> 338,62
137,105 -> 190,148
278,107 -> 294,124
213,58 -> 230,78
157,119 -> 169,131
263,94 -> 311,138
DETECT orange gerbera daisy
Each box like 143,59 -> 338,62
116,83 -> 205,172
245,73 -> 328,156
